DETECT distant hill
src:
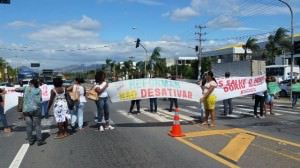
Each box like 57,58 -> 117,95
55,64 -> 105,73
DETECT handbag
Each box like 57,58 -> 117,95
87,86 -> 99,101
69,85 -> 79,101
65,92 -> 74,110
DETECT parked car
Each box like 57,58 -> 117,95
279,80 -> 291,97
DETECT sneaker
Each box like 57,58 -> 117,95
105,125 -> 115,130
254,115 -> 259,118
260,116 -> 265,119
99,126 -> 104,132
37,141 -> 47,146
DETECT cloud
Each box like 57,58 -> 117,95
28,16 -> 100,44
206,15 -> 240,28
168,7 -> 199,21
165,0 -> 300,22
7,21 -> 36,29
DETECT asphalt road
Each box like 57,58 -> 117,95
1,96 -> 300,168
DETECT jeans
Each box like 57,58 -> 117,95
0,106 -> 8,128
40,101 -> 49,118
149,98 -> 157,112
24,112 -> 42,142
129,100 -> 140,113
96,97 -> 109,123
223,98 -> 233,115
169,98 -> 178,111
292,92 -> 300,107
71,102 -> 85,129
254,95 -> 264,116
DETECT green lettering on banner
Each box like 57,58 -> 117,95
292,83 -> 300,92
267,82 -> 281,95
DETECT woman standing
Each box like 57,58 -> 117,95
15,79 -> 46,146
95,71 -> 114,132
201,71 -> 218,127
0,88 -> 11,133
68,78 -> 86,130
47,78 -> 71,139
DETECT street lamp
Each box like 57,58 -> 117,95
135,38 -> 148,78
278,0 -> 294,100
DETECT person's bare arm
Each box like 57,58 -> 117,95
47,90 -> 56,112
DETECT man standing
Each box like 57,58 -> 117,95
223,72 -> 233,116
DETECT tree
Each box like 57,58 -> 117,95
242,37 -> 260,60
265,27 -> 291,65
149,47 -> 167,77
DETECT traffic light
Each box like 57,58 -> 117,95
136,38 -> 140,48
195,45 -> 199,52
0,0 -> 10,4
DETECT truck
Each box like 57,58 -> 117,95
211,60 -> 266,77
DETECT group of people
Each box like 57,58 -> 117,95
0,71 -> 114,146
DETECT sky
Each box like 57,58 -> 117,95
0,0 -> 299,69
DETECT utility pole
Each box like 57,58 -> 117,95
278,0 -> 294,101
195,25 -> 206,79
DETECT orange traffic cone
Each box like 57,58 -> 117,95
168,109 -> 185,137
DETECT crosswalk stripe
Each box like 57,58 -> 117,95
157,108 -> 195,121
140,109 -> 172,122
117,110 -> 145,123
235,105 -> 297,115
178,107 -> 202,116
187,106 -> 198,110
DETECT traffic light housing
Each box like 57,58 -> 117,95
136,38 -> 140,48
195,45 -> 199,52
0,0 -> 10,4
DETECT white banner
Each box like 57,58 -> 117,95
214,75 -> 267,101
107,78 -> 203,103
107,75 -> 267,103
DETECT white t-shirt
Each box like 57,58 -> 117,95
203,80 -> 217,94
39,84 -> 50,101
78,85 -> 87,103
96,82 -> 108,98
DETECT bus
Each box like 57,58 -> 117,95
266,65 -> 300,82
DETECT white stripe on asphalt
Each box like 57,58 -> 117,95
157,108 -> 195,121
178,107 -> 202,116
9,144 -> 30,168
234,108 -> 282,116
236,105 -> 297,115
141,109 -> 172,122
41,129 -> 50,133
118,110 -> 145,123
186,106 -> 198,110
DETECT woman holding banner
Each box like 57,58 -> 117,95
292,79 -> 300,109
201,71 -> 218,127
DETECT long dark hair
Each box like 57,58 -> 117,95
95,71 -> 106,84
207,71 -> 217,83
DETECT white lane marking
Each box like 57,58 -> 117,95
157,108 -> 195,121
186,106 -> 198,110
140,109 -> 172,122
9,144 -> 30,168
233,108 -> 282,116
118,110 -> 145,123
235,105 -> 297,115
41,129 -> 50,133
178,108 -> 201,116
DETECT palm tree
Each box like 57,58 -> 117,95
149,47 -> 167,77
242,37 -> 260,60
265,27 -> 291,64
